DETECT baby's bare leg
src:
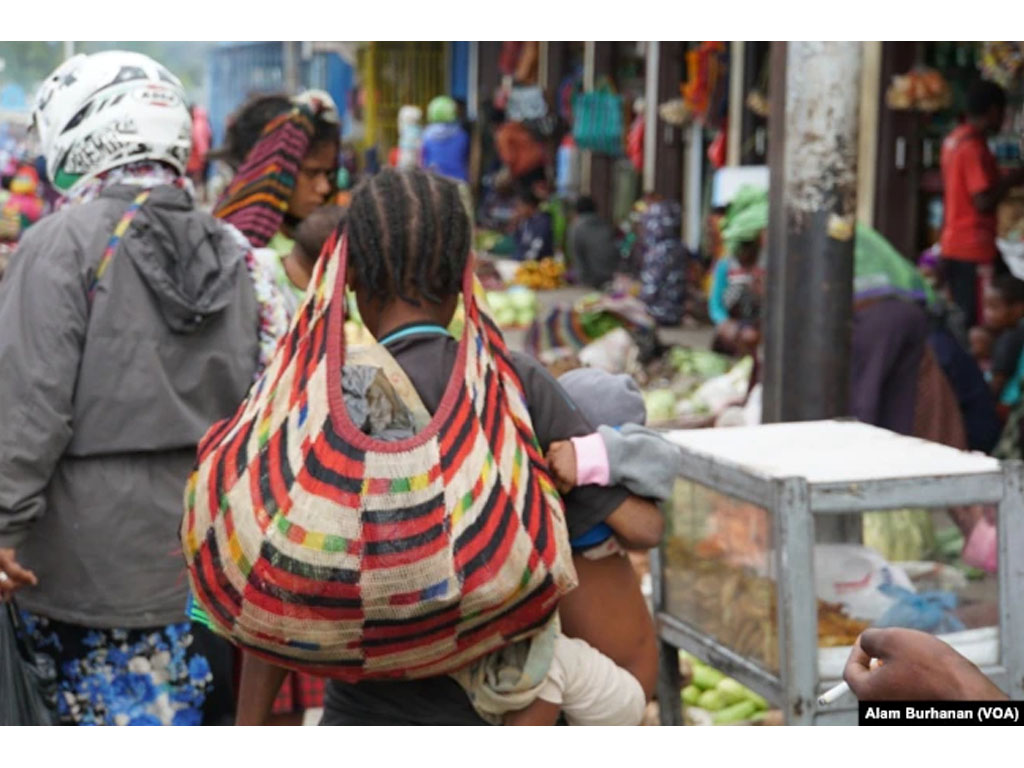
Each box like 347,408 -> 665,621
503,699 -> 561,726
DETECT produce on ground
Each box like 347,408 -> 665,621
513,257 -> 565,290
485,287 -> 538,328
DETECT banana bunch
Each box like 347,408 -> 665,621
513,258 -> 565,290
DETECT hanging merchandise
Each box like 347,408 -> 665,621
573,82 -> 624,156
708,124 -> 728,170
558,68 -> 584,124
682,42 -> 728,126
885,68 -> 953,113
979,42 -> 1024,90
627,99 -> 645,172
658,98 -> 692,127
506,85 -> 548,123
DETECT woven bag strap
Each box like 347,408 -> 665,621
87,189 -> 151,306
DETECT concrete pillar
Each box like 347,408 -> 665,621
763,41 -> 864,423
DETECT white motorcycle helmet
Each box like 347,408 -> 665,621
32,51 -> 192,195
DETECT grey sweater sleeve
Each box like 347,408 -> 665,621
0,221 -> 87,548
597,423 -> 681,502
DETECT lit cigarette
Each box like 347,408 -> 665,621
817,681 -> 851,706
818,658 -> 881,707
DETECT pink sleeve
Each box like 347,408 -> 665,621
570,432 -> 610,487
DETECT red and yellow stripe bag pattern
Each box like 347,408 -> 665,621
181,234 -> 577,681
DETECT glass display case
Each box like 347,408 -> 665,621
652,420 -> 1024,725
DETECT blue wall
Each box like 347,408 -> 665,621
206,42 -> 353,149
449,41 -> 470,104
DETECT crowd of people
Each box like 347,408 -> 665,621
0,47 -> 1018,728
0,49 -> 682,728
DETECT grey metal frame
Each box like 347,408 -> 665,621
654,453 -> 1024,725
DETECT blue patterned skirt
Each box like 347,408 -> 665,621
19,611 -> 232,726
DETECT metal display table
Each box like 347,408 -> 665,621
652,420 -> 1024,725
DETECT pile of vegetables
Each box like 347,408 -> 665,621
667,347 -> 731,379
513,258 -> 565,290
680,651 -> 771,725
485,288 -> 539,328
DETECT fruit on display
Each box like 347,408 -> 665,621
513,258 -> 565,290
678,650 -> 772,725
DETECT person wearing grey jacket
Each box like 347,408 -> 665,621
0,52 -> 285,726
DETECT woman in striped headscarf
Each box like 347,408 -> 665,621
213,91 -> 342,315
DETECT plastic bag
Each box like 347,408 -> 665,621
0,600 -> 59,725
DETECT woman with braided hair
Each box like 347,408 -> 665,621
233,168 -> 662,725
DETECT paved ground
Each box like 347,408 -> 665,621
502,286 -> 715,355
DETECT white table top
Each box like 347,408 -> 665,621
664,420 -> 1001,485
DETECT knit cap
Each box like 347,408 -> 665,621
558,368 -> 647,427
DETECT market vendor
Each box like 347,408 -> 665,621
709,186 -> 766,357
940,79 -> 1024,326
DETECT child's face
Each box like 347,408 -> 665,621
736,238 -> 761,268
515,200 -> 535,221
969,327 -> 993,360
983,288 -> 1014,331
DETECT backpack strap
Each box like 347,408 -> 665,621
87,189 -> 151,305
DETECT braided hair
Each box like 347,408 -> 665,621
346,168 -> 471,306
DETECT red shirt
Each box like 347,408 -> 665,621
940,123 -> 1000,263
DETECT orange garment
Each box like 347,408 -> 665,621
940,123 -> 1000,263
495,122 -> 545,178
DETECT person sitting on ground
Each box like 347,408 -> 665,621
567,196 -> 620,289
980,274 -> 1024,409
235,168 -> 663,726
709,186 -> 766,356
916,250 -> 1000,453
844,627 -> 1006,701
513,185 -> 554,261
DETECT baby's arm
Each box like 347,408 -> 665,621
547,424 -> 680,502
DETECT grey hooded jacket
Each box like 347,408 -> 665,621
0,184 -> 260,627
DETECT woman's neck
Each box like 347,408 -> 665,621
370,296 -> 454,341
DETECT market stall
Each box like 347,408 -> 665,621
651,420 -> 1024,725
